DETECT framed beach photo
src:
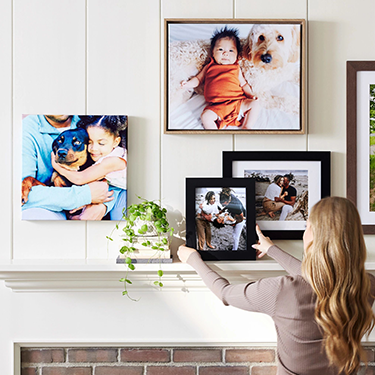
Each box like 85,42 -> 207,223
165,19 -> 305,134
347,61 -> 375,233
223,151 -> 331,239
186,177 -> 256,261
22,115 -> 128,221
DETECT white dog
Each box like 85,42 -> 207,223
243,24 -> 300,69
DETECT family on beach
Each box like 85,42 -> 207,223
196,188 -> 246,251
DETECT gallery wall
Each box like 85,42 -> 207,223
1,0 -> 375,373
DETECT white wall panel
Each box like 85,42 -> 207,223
13,0 -> 87,259
161,0 -> 234,241
86,0 -> 161,259
0,0 -> 12,259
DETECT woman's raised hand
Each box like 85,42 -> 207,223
178,245 -> 198,263
252,225 -> 274,258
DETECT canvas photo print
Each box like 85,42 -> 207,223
195,187 -> 247,251
370,84 -> 375,211
22,115 -> 127,220
245,170 -> 308,222
166,19 -> 304,133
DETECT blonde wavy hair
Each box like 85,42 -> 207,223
302,197 -> 375,374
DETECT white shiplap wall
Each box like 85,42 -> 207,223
2,0 -> 375,373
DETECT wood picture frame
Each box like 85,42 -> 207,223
185,177 -> 256,261
165,19 -> 306,134
222,151 -> 331,239
347,61 -> 375,233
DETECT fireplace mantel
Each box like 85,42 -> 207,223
1,260 -> 375,292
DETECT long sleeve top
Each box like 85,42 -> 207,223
187,246 -> 375,375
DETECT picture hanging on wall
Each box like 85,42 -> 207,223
222,151 -> 331,239
347,61 -> 375,234
185,177 -> 256,261
165,19 -> 305,134
21,115 -> 128,221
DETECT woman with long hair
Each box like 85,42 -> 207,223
178,197 -> 375,375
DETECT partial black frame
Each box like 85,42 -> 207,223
222,151 -> 331,239
186,177 -> 256,261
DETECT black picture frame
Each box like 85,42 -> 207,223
186,177 -> 256,261
222,151 -> 331,239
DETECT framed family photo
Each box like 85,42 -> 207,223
165,19 -> 305,134
22,115 -> 128,221
185,177 -> 256,261
223,151 -> 331,239
347,61 -> 375,233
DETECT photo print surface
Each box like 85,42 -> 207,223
195,187 -> 247,251
166,19 -> 304,133
246,169 -> 308,222
234,161 -> 319,232
22,115 -> 128,221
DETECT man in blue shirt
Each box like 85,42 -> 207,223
22,115 -> 116,220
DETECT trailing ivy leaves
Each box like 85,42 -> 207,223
107,196 -> 174,300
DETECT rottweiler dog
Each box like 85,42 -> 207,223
22,128 -> 92,205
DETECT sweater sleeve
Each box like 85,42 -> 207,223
267,245 -> 302,276
187,251 -> 281,316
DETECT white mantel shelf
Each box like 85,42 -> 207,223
1,260 -> 375,292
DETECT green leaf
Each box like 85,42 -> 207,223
119,278 -> 126,282
154,281 -> 159,286
138,229 -> 145,235
162,238 -> 168,245
141,242 -> 147,247
128,264 -> 135,271
115,224 -> 119,230
125,257 -> 132,264
151,246 -> 159,250
122,291 -> 128,295
141,224 -> 148,232
158,270 -> 163,277
106,236 -> 113,241
159,282 -> 164,287
146,241 -> 151,246
120,246 -> 129,254
125,279 -> 132,284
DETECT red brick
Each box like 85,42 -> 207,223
95,367 -> 143,375
21,349 -> 65,363
68,348 -> 117,362
364,348 -> 375,362
199,366 -> 248,375
120,349 -> 169,362
21,368 -> 38,375
251,366 -> 277,375
359,367 -> 375,375
174,349 -> 221,363
226,349 -> 275,363
147,366 -> 196,375
42,368 -> 91,375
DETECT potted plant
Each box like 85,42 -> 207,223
107,196 -> 174,299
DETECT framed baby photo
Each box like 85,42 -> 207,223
165,19 -> 306,134
223,151 -> 331,239
185,177 -> 256,261
21,115 -> 128,221
347,61 -> 375,234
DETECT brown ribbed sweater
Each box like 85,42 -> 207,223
187,245 -> 375,375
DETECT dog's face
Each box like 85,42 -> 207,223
52,128 -> 89,170
244,24 -> 300,70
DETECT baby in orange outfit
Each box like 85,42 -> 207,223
181,26 -> 261,130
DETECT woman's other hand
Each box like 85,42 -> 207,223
178,245 -> 198,263
252,225 -> 274,258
